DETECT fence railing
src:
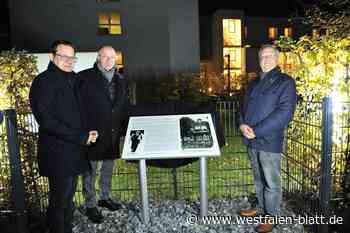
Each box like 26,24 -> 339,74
0,110 -> 27,233
282,98 -> 350,233
1,98 -> 350,233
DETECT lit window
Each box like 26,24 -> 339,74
223,19 -> 242,46
284,27 -> 292,37
268,27 -> 278,40
98,12 -> 122,35
115,51 -> 123,69
223,48 -> 242,69
229,21 -> 236,33
222,19 -> 243,91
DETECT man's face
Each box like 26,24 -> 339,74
98,47 -> 116,71
50,44 -> 76,72
259,48 -> 279,73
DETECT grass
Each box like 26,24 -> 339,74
74,136 -> 255,204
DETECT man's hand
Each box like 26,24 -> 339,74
86,130 -> 99,145
239,124 -> 256,139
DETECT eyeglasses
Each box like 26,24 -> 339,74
260,55 -> 276,60
55,53 -> 78,63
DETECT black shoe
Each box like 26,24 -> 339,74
85,207 -> 103,224
98,199 -> 122,211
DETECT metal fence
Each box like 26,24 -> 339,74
0,101 -> 251,207
0,111 -> 12,210
282,101 -> 324,212
282,98 -> 350,233
15,112 -> 49,213
0,110 -> 27,233
1,98 -> 349,233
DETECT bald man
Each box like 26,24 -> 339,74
78,46 -> 129,223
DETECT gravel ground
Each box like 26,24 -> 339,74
73,198 -> 304,233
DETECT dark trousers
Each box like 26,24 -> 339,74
46,176 -> 78,233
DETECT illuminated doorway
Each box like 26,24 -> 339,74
222,19 -> 244,93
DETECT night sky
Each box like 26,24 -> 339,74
198,0 -> 315,17
0,0 -> 318,22
0,0 -> 317,24
0,1 -> 9,25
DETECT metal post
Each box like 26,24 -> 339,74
319,97 -> 333,233
171,168 -> 178,200
226,54 -> 231,94
283,128 -> 290,192
4,109 -> 28,233
199,157 -> 208,217
0,111 -> 3,124
138,159 -> 149,224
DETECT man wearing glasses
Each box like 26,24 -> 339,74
29,40 -> 98,233
79,46 -> 129,223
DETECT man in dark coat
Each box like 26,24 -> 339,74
79,46 -> 129,223
29,40 -> 99,233
239,45 -> 297,233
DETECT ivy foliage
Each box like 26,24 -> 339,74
275,35 -> 350,101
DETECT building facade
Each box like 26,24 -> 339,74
200,9 -> 303,93
9,1 -> 303,96
9,0 -> 200,80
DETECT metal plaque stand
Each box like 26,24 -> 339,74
138,157 -> 208,224
138,159 -> 150,223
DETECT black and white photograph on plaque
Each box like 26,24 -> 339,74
122,114 -> 220,160
180,116 -> 213,149
129,130 -> 145,153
